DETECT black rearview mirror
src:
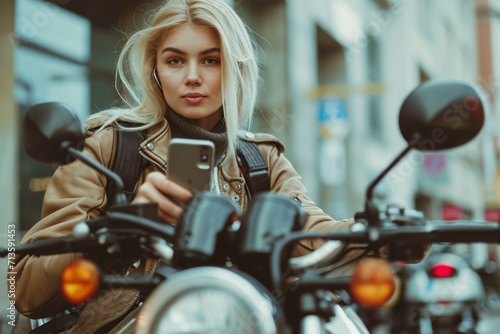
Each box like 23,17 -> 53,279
362,81 -> 486,225
398,81 -> 484,151
23,102 -> 85,165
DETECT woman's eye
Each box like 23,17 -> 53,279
204,57 -> 220,65
167,58 -> 183,65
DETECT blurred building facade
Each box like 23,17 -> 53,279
1,0 -> 499,329
244,0 -> 490,222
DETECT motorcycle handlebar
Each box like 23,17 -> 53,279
368,221 -> 500,244
0,212 -> 175,258
272,220 -> 500,289
0,235 -> 102,257
105,212 -> 175,240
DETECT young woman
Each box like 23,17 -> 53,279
14,0 -> 352,332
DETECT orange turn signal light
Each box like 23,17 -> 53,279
61,259 -> 100,305
349,257 -> 396,308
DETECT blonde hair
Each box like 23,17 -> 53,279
87,0 -> 259,158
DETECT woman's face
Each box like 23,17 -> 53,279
156,24 -> 223,130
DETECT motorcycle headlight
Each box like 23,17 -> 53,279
136,267 -> 285,334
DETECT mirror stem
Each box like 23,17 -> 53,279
362,142 -> 415,227
366,142 -> 416,202
62,142 -> 127,205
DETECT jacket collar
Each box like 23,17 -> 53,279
138,119 -> 170,171
138,118 -> 242,180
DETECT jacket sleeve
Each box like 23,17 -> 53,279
13,127 -> 115,318
258,136 -> 354,257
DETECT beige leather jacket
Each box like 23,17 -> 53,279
14,118 -> 351,333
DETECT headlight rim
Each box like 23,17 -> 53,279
135,266 -> 283,334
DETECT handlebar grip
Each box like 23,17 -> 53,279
428,221 -> 500,243
14,235 -> 101,256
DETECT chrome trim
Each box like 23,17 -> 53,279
300,315 -> 324,333
325,305 -> 368,334
150,238 -> 174,263
135,267 -> 282,333
289,240 -> 344,270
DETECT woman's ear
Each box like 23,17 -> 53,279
153,68 -> 163,88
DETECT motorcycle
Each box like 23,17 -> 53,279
2,80 -> 492,334
389,243 -> 485,334
474,243 -> 500,314
8,101 -> 374,333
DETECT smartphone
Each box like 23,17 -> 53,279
167,138 -> 215,193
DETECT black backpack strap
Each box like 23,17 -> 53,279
236,140 -> 270,198
106,126 -> 146,203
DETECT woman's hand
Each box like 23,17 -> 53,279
133,171 -> 193,224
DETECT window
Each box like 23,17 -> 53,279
15,0 -> 91,230
15,0 -> 91,118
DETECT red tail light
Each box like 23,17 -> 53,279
430,262 -> 456,278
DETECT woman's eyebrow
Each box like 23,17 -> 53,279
160,47 -> 220,55
160,47 -> 184,55
199,47 -> 220,55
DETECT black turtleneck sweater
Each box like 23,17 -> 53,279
165,107 -> 228,161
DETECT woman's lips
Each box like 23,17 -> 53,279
183,93 -> 205,104
184,96 -> 204,104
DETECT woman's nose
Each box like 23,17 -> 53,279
184,63 -> 202,86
